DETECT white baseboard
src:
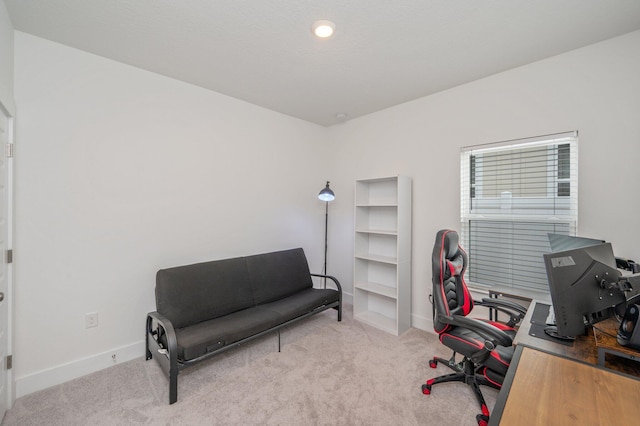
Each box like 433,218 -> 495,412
15,340 -> 145,398
411,312 -> 433,332
342,291 -> 353,305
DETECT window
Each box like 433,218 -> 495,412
460,131 -> 578,293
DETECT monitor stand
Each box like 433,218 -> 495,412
544,325 -> 576,341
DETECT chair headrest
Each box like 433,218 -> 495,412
443,230 -> 459,259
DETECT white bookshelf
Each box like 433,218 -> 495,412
353,176 -> 411,335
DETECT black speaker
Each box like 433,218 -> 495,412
617,303 -> 640,350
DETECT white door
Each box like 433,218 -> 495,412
0,108 -> 11,418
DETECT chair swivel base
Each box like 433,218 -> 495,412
421,354 -> 500,426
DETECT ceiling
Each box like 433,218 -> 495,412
5,1 -> 640,126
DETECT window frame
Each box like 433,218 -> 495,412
460,131 -> 578,294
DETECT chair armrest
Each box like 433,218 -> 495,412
479,298 -> 527,315
476,298 -> 527,327
439,313 -> 514,348
310,273 -> 343,293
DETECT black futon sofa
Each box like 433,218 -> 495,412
145,248 -> 342,404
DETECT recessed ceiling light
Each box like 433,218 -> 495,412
312,20 -> 335,38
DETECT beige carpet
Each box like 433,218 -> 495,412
2,306 -> 497,425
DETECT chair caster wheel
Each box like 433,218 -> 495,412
429,359 -> 437,368
476,414 -> 489,426
421,384 -> 431,395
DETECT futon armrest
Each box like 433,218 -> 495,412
146,311 -> 178,358
310,273 -> 343,293
440,313 -> 513,348
311,273 -> 342,322
476,298 -> 527,327
146,311 -> 180,404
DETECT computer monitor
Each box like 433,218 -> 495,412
547,233 -> 605,253
543,242 -> 634,338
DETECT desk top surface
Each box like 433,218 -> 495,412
593,321 -> 640,356
514,300 -> 600,362
515,300 -> 640,374
497,346 -> 640,425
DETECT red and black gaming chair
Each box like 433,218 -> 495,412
422,229 -> 526,426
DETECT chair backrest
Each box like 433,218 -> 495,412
432,229 -> 473,334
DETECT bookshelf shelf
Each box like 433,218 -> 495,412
353,176 -> 411,336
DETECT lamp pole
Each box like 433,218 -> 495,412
318,181 -> 335,288
323,200 -> 329,287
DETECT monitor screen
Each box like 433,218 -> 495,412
547,233 -> 605,253
543,242 -> 626,337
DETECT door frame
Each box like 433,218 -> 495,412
0,97 -> 15,413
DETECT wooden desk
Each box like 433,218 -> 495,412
593,322 -> 640,374
513,300 -> 598,362
490,346 -> 640,425
514,300 -> 640,375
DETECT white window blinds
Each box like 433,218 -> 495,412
460,131 -> 578,293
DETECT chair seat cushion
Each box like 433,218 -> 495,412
478,319 -> 517,339
439,327 -> 513,376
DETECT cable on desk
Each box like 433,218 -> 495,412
592,324 -> 619,339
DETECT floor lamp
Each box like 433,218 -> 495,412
318,181 -> 335,288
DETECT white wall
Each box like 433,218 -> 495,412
327,30 -> 640,331
13,32 -> 331,396
0,0 -> 14,111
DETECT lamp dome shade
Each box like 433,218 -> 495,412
318,181 -> 335,201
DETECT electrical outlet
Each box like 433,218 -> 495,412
85,312 -> 98,328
